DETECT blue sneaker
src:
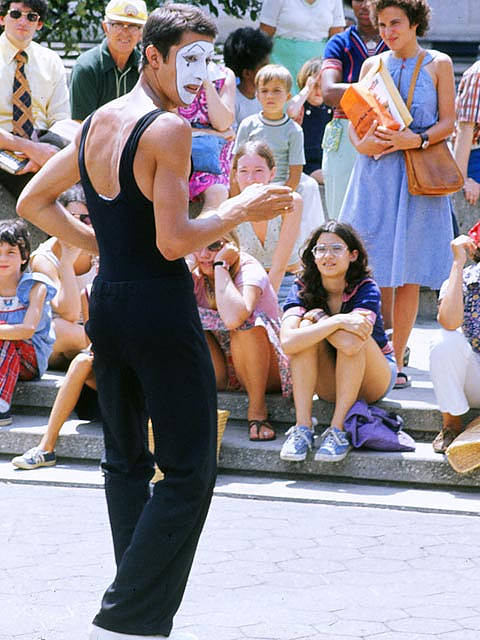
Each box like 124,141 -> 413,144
0,410 -> 12,426
315,426 -> 351,462
280,425 -> 314,461
12,446 -> 56,470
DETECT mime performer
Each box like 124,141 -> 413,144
17,4 -> 294,640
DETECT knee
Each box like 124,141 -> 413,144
429,329 -> 466,366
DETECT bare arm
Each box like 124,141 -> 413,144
32,247 -> 82,322
328,26 -> 345,38
437,235 -> 476,330
321,67 -> 349,108
287,77 -> 316,121
259,23 -> 276,38
285,165 -> 302,191
268,194 -> 302,293
216,276 -> 262,330
454,121 -> 480,205
16,132 -> 98,254
0,283 -> 47,340
281,309 -> 372,355
203,67 -> 236,132
0,128 -> 57,174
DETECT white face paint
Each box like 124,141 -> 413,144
175,40 -> 214,105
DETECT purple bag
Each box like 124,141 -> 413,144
344,399 -> 416,452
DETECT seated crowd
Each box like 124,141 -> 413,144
1,0 -> 479,471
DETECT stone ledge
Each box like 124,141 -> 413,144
2,416 -> 479,488
13,373 -> 480,436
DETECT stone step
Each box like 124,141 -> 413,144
2,415 -> 480,488
11,371 -> 464,437
6,323 -> 480,488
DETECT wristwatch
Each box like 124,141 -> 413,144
213,260 -> 228,269
419,132 -> 430,150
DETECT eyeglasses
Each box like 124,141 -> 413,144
107,21 -> 142,33
311,243 -> 348,258
206,240 -> 224,252
7,9 -> 40,21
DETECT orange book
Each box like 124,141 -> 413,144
340,83 -> 401,138
340,57 -> 412,139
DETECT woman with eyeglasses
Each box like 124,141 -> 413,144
280,221 -> 397,462
29,183 -> 97,370
188,228 -> 291,442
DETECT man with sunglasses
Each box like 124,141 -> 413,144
0,0 -> 70,198
70,0 -> 147,122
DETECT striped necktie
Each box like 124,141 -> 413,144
12,50 -> 34,139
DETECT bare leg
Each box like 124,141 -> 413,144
39,352 -> 95,452
201,184 -> 229,213
204,331 -> 228,389
392,283 -> 419,373
291,338 -> 336,427
316,337 -> 392,429
49,318 -> 89,369
230,326 -> 280,438
380,286 -> 394,332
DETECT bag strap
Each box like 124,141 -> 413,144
406,49 -> 427,111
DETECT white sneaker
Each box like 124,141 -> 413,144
89,624 -> 198,640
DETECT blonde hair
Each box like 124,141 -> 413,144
296,57 -> 323,91
196,215 -> 242,309
231,140 -> 276,174
255,63 -> 292,93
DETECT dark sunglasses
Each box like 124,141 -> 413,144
72,212 -> 91,225
206,240 -> 224,252
7,9 -> 40,21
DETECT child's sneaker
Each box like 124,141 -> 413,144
0,410 -> 12,426
280,425 -> 314,461
315,426 -> 351,462
12,446 -> 56,470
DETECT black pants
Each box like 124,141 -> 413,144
88,277 -> 217,636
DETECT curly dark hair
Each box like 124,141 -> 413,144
0,218 -> 31,271
299,221 -> 372,312
369,0 -> 431,38
223,27 -> 273,80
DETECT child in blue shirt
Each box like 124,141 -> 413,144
0,219 -> 56,425
234,63 -> 325,246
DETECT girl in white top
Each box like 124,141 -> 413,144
231,141 -> 303,302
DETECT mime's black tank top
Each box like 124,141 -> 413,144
78,109 -> 190,282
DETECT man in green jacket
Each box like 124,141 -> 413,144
70,0 -> 147,121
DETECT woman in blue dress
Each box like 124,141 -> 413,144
339,0 -> 455,388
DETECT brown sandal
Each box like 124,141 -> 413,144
432,427 -> 462,454
248,419 -> 276,442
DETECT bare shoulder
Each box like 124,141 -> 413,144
428,49 -> 453,71
140,112 -> 192,159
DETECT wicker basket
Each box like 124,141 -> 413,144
148,409 -> 229,483
446,416 -> 480,474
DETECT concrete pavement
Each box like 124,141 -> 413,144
2,479 -> 480,640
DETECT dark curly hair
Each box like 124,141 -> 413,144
369,0 -> 431,38
223,27 -> 272,80
299,221 -> 372,312
0,218 -> 31,271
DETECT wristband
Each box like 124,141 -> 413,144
213,260 -> 228,269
